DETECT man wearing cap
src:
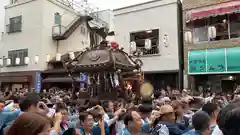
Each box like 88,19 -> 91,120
156,105 -> 189,135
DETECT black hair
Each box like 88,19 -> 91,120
79,111 -> 92,125
192,111 -> 211,132
55,102 -> 68,113
123,110 -> 133,126
154,91 -> 161,99
88,98 -> 101,108
222,107 -> 240,135
217,101 -> 240,135
62,128 -> 77,135
140,98 -> 152,104
19,92 -> 40,112
202,103 -> 219,117
138,104 -> 152,113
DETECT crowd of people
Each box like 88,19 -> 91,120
0,88 -> 240,135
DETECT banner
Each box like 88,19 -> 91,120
188,47 -> 240,74
35,72 -> 41,93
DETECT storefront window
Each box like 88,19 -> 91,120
187,13 -> 240,43
209,15 -> 229,41
191,19 -> 208,43
230,13 -> 240,38
130,29 -> 159,55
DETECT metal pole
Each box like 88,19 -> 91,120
177,0 -> 184,91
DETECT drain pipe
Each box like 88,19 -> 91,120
177,0 -> 184,91
56,40 -> 59,53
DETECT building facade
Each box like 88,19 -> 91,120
183,0 -> 240,92
114,0 -> 182,90
0,0 -> 110,91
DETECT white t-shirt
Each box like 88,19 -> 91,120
212,125 -> 223,135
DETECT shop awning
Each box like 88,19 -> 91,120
186,1 -> 240,21
0,76 -> 29,83
188,47 -> 240,74
42,77 -> 82,83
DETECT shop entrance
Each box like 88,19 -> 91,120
221,80 -> 235,93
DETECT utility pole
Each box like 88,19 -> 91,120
177,0 -> 184,91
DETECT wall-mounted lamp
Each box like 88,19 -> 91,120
34,55 -> 39,64
24,57 -> 29,65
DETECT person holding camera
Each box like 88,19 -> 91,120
86,105 -> 109,135
50,103 -> 76,135
119,110 -> 143,135
78,112 -> 94,135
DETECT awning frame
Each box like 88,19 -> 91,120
186,1 -> 240,21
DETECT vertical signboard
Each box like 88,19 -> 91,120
80,73 -> 87,83
35,72 -> 41,93
80,73 -> 87,90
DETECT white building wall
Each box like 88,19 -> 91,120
0,0 -> 107,73
41,0 -> 87,59
58,24 -> 90,54
0,0 -> 44,72
114,0 -> 179,72
98,9 -> 114,31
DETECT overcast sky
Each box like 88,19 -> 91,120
0,0 -> 152,32
88,0 -> 151,10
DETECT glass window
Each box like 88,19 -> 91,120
188,14 -> 234,43
191,19 -> 208,43
9,16 -> 22,33
130,29 -> 159,55
229,13 -> 240,38
8,49 -> 28,66
209,15 -> 229,41
54,13 -> 61,25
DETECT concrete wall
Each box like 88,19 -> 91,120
114,0 -> 179,72
98,9 -> 114,31
41,0 -> 87,59
0,0 -> 44,72
0,0 -> 106,73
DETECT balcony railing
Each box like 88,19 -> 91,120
135,46 -> 160,56
52,25 -> 66,37
191,22 -> 240,44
